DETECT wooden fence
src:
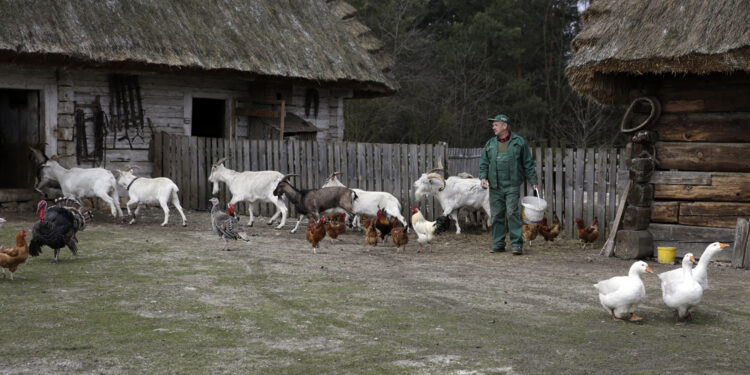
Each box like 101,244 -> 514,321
447,146 -> 629,239
152,132 -> 446,219
152,132 -> 629,240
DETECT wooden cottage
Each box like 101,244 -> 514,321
0,0 -> 396,207
567,0 -> 750,263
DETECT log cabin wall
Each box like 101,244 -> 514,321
0,64 -> 354,206
636,72 -> 750,261
1,65 -> 351,172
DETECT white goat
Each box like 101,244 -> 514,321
208,156 -> 288,229
116,166 -> 187,227
289,172 -> 408,234
413,168 -> 490,234
37,156 -> 123,218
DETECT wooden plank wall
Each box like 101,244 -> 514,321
629,73 -> 750,260
154,132 -> 446,221
447,146 -> 629,240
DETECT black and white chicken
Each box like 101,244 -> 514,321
29,198 -> 93,263
210,198 -> 250,250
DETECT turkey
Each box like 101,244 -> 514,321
29,198 -> 93,263
209,197 -> 250,250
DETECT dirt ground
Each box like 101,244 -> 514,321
1,207 -> 749,374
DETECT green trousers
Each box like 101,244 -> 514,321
489,186 -> 523,249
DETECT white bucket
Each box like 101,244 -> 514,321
521,188 -> 547,224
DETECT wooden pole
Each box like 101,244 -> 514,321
279,100 -> 285,142
600,180 -> 632,256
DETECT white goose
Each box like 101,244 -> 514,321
658,242 -> 729,290
594,261 -> 653,321
661,253 -> 703,325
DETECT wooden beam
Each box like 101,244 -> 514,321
680,202 -> 750,216
650,113 -> 750,142
651,201 -> 678,223
654,142 -> 750,172
650,171 -> 711,185
678,216 -> 739,229
654,173 -> 750,202
649,223 -> 735,242
236,109 -> 281,118
658,86 -> 750,112
732,218 -> 749,267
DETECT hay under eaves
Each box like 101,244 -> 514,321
567,0 -> 750,104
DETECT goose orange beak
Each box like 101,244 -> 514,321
645,266 -> 653,273
690,255 -> 696,263
719,243 -> 729,249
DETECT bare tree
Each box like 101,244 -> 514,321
553,93 -> 623,147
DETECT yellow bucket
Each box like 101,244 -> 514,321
657,247 -> 677,264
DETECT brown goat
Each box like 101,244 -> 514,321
273,174 -> 357,221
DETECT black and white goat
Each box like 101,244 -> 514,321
273,174 -> 357,225
319,172 -> 407,231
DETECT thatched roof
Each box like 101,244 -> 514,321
567,0 -> 750,104
0,0 -> 397,96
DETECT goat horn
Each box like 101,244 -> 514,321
426,172 -> 446,191
214,156 -> 230,165
124,165 -> 140,171
281,174 -> 298,182
329,171 -> 342,179
49,154 -> 60,161
427,167 -> 444,174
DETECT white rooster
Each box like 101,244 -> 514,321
410,206 -> 451,252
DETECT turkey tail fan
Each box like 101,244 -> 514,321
55,197 -> 83,210
70,209 -> 93,231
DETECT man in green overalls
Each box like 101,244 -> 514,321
479,114 -> 537,255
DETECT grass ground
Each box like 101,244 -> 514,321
1,209 -> 749,374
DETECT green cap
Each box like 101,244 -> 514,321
488,114 -> 510,123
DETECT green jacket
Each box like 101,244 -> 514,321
479,133 -> 537,188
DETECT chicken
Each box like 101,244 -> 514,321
209,198 -> 250,251
365,223 -> 380,246
324,213 -> 347,242
410,206 -> 451,252
523,223 -> 539,248
306,216 -> 327,253
29,198 -> 92,263
575,216 -> 599,249
539,215 -> 561,242
0,230 -> 29,280
361,214 -> 374,231
374,209 -> 393,242
390,219 -> 409,252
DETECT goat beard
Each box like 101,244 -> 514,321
211,182 -> 219,195
414,190 -> 432,201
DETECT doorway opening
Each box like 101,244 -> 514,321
0,89 -> 40,189
191,98 -> 225,138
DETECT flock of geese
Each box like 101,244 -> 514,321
594,242 -> 729,325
